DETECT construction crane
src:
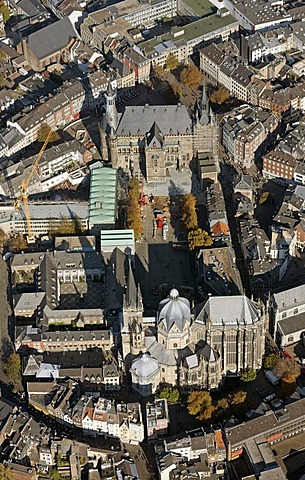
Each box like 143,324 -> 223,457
14,128 -> 53,241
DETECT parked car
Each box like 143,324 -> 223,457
172,243 -> 187,251
271,398 -> 283,409
263,393 -> 276,403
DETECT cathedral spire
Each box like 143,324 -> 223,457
137,283 -> 143,310
126,260 -> 137,309
201,82 -> 209,115
105,82 -> 118,134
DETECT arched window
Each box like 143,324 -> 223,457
173,343 -> 177,348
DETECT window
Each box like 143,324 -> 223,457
173,343 -> 177,348
288,336 -> 294,343
294,308 -> 298,315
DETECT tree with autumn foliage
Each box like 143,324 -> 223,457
180,66 -> 202,89
0,1 -> 10,23
229,390 -> 247,406
0,228 -> 8,250
126,178 -> 142,239
188,228 -> 212,251
181,193 -> 198,231
187,390 -> 214,420
273,357 -> 301,382
165,54 -> 179,71
8,235 -> 27,252
4,352 -> 21,387
263,353 -> 280,370
37,124 -> 60,143
153,64 -> 164,78
215,398 -> 230,418
0,464 -> 14,480
210,86 -> 230,105
281,378 -> 296,397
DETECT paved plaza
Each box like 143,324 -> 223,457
135,199 -> 194,310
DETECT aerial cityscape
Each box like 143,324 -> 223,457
2,0 -> 305,478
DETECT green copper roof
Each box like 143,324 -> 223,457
89,167 -> 117,225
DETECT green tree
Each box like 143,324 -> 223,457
263,353 -> 280,370
4,352 -> 21,386
159,386 -> 180,403
210,86 -> 229,105
188,228 -> 212,251
165,54 -> 179,71
37,124 -> 60,143
180,66 -> 202,89
187,390 -> 212,417
181,193 -> 198,231
0,464 -> 14,480
0,1 -> 10,23
240,368 -> 257,383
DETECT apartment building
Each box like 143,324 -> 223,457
0,140 -> 92,198
0,68 -> 134,160
200,43 -> 253,102
0,201 -> 89,236
263,151 -> 295,185
146,399 -> 169,441
215,0 -> 291,32
270,284 -> 305,347
227,398 -> 305,460
222,105 -> 278,168
16,326 -> 113,353
240,27 -> 293,64
139,13 -> 238,68
28,385 -> 145,444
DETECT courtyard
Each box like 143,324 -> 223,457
59,280 -> 104,310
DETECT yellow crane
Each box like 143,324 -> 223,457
14,128 -> 53,240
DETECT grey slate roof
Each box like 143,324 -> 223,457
26,17 -> 78,60
278,311 -> 305,336
194,295 -> 261,326
158,289 -> 191,332
18,0 -> 49,17
116,104 -> 192,136
273,284 -> 305,312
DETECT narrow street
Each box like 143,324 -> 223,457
219,163 -> 252,297
0,258 -> 14,383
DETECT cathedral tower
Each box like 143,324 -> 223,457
121,262 -> 145,360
